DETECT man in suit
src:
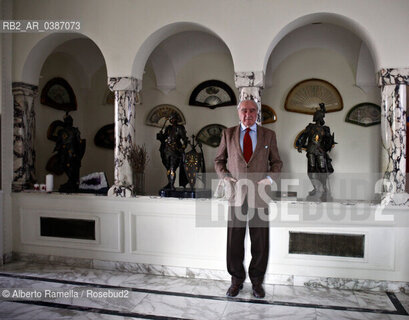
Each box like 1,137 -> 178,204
214,99 -> 282,298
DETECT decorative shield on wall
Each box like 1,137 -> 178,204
94,123 -> 115,149
41,77 -> 77,111
196,124 -> 226,147
261,104 -> 277,124
189,80 -> 237,109
145,104 -> 186,128
294,129 -> 307,150
345,103 -> 381,127
285,79 -> 343,114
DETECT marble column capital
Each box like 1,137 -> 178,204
108,77 -> 142,92
377,68 -> 409,86
12,82 -> 38,96
234,71 -> 264,88
239,87 -> 262,104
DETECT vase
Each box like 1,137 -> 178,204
133,172 -> 145,196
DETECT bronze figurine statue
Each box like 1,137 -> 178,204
296,103 -> 336,201
183,135 -> 206,189
54,112 -> 86,192
156,113 -> 188,190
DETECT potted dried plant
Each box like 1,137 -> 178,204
127,144 -> 149,195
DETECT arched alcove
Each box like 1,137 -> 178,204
132,24 -> 238,194
263,15 -> 380,201
28,36 -> 113,190
262,12 -> 378,75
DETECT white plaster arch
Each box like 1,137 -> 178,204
20,33 -> 108,86
150,46 -> 175,94
356,41 -> 377,90
149,31 -> 233,94
40,51 -> 88,90
263,12 -> 379,76
132,22 -> 234,82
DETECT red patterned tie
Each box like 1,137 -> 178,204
243,128 -> 253,163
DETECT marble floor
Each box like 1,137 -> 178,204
0,262 -> 408,319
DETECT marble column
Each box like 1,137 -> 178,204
107,77 -> 141,197
377,68 -> 409,205
12,82 -> 38,192
234,71 -> 264,124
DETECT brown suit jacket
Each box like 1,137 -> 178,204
214,125 -> 282,207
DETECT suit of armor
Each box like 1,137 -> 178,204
156,115 -> 188,190
297,104 -> 335,198
54,114 -> 85,192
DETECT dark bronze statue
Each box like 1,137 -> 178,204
54,113 -> 86,192
296,103 -> 336,200
183,135 -> 206,189
157,114 -> 188,190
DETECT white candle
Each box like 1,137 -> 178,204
46,174 -> 54,192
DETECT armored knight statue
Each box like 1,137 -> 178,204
156,113 -> 188,190
296,103 -> 336,200
54,112 -> 86,193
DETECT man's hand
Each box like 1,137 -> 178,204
224,176 -> 237,183
222,176 -> 236,201
257,178 -> 272,185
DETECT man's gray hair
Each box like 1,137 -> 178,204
237,99 -> 258,110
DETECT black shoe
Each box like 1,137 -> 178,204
252,284 -> 265,298
226,283 -> 243,297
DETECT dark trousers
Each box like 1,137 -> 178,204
227,199 -> 269,285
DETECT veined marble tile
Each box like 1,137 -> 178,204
0,301 -> 140,320
273,284 -> 360,308
0,301 -> 77,319
99,261 -> 187,277
0,275 -> 78,305
1,263 -> 134,288
264,273 -> 294,286
61,268 -> 135,286
395,292 -> 409,313
148,264 -> 187,278
71,286 -> 147,312
354,291 -> 396,311
16,253 -> 92,268
131,293 -> 227,319
1,261 -> 81,278
186,266 -> 229,280
62,313 -> 142,320
221,302 -> 316,320
316,309 -> 408,320
294,276 -> 391,292
120,273 -> 201,294
191,278 -> 230,296
240,282 -> 275,302
92,259 -> 118,271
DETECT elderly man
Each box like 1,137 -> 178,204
214,99 -> 282,298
